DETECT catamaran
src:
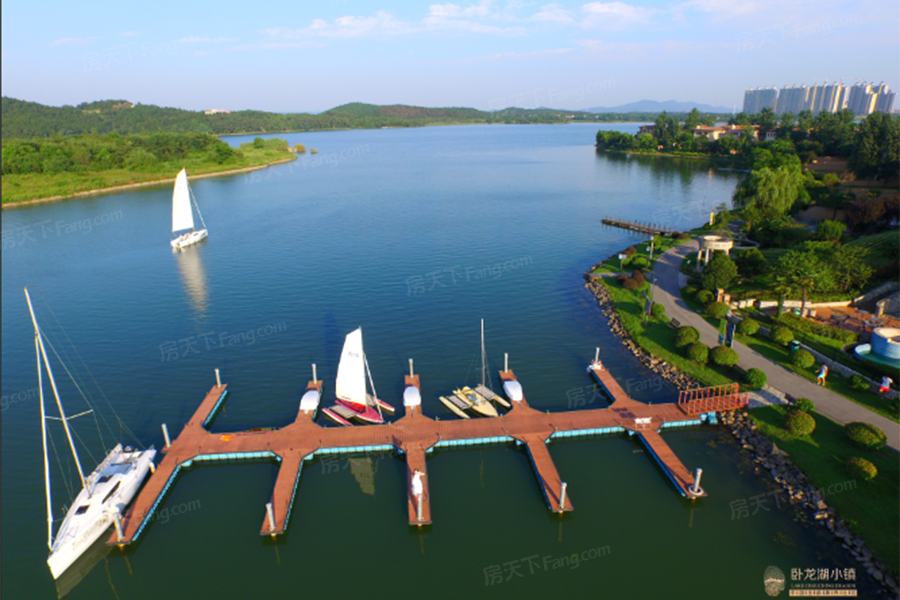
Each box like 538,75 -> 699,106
26,289 -> 156,579
170,168 -> 208,250
321,328 -> 395,426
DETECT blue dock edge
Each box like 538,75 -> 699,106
431,436 -> 515,451
635,433 -> 688,498
201,388 -> 230,429
550,427 -> 625,440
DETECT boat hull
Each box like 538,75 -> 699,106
335,399 -> 386,424
47,445 -> 156,579
171,229 -> 208,250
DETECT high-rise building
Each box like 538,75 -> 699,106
742,87 -> 778,114
745,81 -> 893,117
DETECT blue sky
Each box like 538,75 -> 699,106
2,0 -> 897,112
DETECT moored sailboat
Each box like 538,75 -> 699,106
170,168 -> 208,250
26,288 -> 156,580
321,328 -> 394,426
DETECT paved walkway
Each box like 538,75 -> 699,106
652,240 -> 900,451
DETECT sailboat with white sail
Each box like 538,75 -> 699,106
26,288 -> 156,579
321,328 -> 395,426
170,168 -> 208,250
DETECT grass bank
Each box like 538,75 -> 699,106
751,405 -> 899,572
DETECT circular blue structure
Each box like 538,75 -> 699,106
855,328 -> 900,372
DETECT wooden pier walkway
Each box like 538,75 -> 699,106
109,358 -> 747,547
602,218 -> 677,236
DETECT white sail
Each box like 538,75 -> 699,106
335,328 -> 367,406
171,169 -> 195,233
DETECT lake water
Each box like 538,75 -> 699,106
1,124 -> 874,599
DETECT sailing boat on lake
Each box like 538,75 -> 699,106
170,168 -> 208,250
26,289 -> 156,579
321,328 -> 395,426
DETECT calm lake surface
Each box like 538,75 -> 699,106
2,124 -> 874,599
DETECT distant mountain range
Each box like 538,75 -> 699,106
584,99 -> 734,114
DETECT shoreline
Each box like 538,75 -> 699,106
1,156 -> 297,210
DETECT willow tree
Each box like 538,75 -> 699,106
732,165 -> 805,223
776,249 -> 834,313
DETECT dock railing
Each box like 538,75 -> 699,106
677,383 -> 748,415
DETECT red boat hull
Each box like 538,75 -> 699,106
335,399 -> 386,424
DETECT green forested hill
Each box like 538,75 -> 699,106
2,96 -> 721,139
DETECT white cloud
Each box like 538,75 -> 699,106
49,37 -> 96,47
581,2 -> 659,27
265,11 -> 416,40
532,3 -> 577,23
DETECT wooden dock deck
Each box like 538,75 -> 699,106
109,359 -> 747,547
601,218 -> 677,236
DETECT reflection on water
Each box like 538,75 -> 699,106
173,247 -> 209,319
350,457 -> 377,496
54,532 -> 111,598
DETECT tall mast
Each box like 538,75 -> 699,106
36,329 -> 54,550
25,288 -> 87,491
481,319 -> 486,388
363,353 -> 383,420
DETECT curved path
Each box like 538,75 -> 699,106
652,240 -> 900,451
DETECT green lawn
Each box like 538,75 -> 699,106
751,405 -> 900,572
593,235 -> 684,275
738,333 -> 899,422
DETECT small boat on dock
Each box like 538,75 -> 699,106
454,387 -> 498,417
170,168 -> 209,250
474,384 -> 509,409
438,395 -> 470,419
322,328 -> 394,426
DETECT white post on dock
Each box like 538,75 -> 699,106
312,363 -> 317,384
559,482 -> 568,510
594,347 -> 600,363
161,423 -> 171,449
149,461 -> 156,474
409,358 -> 414,378
417,493 -> 423,522
266,502 -> 276,532
690,468 -> 703,495
113,511 -> 124,542
215,368 -> 221,388
504,353 -> 508,372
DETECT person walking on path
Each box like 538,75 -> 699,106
880,375 -> 894,396
817,364 -> 828,386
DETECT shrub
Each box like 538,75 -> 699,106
684,286 -> 698,297
770,326 -> 794,346
686,342 -> 709,363
791,349 -> 815,369
845,422 -> 887,451
737,318 -> 760,336
846,457 -> 878,481
706,302 -> 729,318
745,368 -> 767,389
815,219 -> 846,242
616,273 -> 628,284
784,409 -> 816,436
622,278 -> 640,291
675,326 -> 700,348
775,313 -> 857,345
676,232 -> 690,240
711,345 -> 740,367
624,246 -> 637,257
695,290 -> 714,305
892,397 -> 900,416
629,257 -> 649,270
795,398 -> 816,413
850,374 -> 870,391
650,303 -> 666,318
631,269 -> 646,284
734,247 -> 767,278
700,252 -> 738,291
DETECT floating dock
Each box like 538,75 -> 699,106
109,356 -> 747,546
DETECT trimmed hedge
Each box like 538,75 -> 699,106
791,349 -> 815,369
629,257 -> 649,270
745,368 -> 767,389
616,273 -> 628,284
675,326 -> 700,348
686,342 -> 709,364
624,246 -> 637,257
846,456 -> 878,481
676,232 -> 690,240
707,302 -> 729,318
784,409 -> 816,436
850,374 -> 869,391
776,312 -> 857,345
623,278 -> 640,291
770,325 -> 794,346
845,422 -> 887,451
650,303 -> 665,318
711,345 -> 739,367
795,398 -> 816,413
632,269 -> 646,284
684,286 -> 698,297
737,318 -> 760,336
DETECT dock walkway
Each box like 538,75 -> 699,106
110,359 -> 747,546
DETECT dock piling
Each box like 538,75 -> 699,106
215,368 -> 221,388
559,482 -> 567,510
113,511 -> 124,542
504,353 -> 508,372
161,423 -> 171,449
312,363 -> 317,383
148,461 -> 155,474
594,347 -> 600,363
266,502 -> 276,532
409,358 -> 414,378
417,493 -> 423,522
689,468 -> 704,496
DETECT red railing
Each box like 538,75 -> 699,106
678,383 -> 748,415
